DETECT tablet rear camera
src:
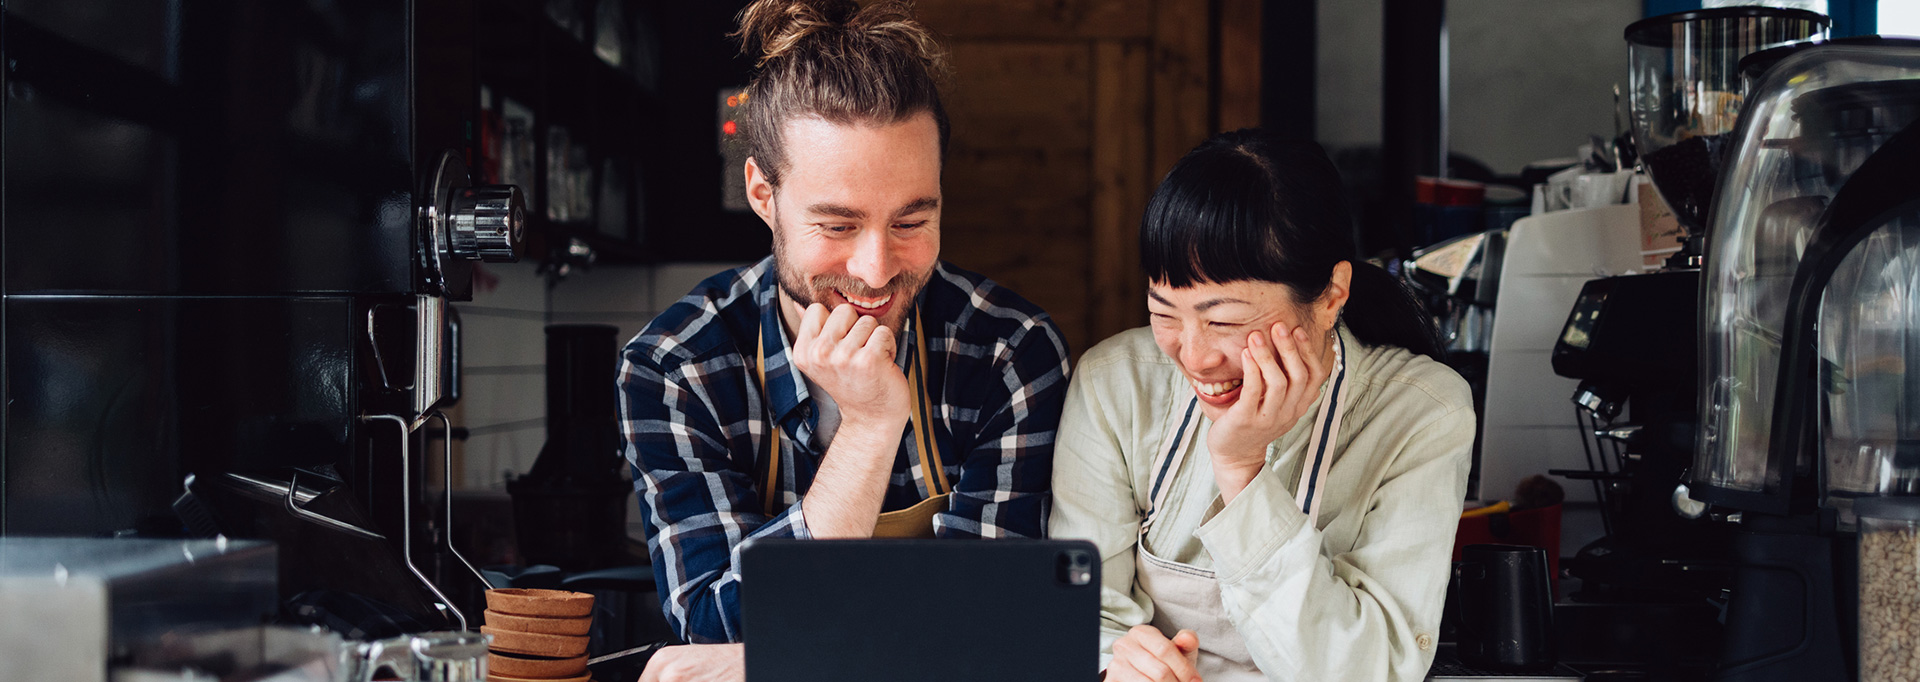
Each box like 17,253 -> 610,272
1058,548 -> 1094,586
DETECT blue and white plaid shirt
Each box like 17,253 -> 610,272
619,256 -> 1071,643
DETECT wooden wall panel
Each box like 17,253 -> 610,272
940,42 -> 1096,352
944,43 -> 1094,149
1091,40 -> 1151,342
916,0 -> 1257,358
1151,0 -> 1213,182
1218,0 -> 1264,131
918,0 -> 1154,40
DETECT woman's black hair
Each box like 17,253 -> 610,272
1140,129 -> 1445,361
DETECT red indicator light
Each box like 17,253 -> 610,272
727,95 -> 740,108
723,120 -> 738,135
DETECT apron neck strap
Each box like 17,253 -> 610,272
755,309 -> 945,516
1293,329 -> 1348,524
1140,327 -> 1350,534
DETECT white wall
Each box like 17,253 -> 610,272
456,260 -> 552,492
455,259 -> 751,542
1315,0 -> 1385,154
1317,0 -> 1641,174
1449,0 -> 1641,173
455,260 -> 751,492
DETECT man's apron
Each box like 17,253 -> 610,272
755,309 -> 948,538
1133,329 -> 1349,680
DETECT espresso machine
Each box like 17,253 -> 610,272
1680,37 -> 1920,682
3,0 -> 523,648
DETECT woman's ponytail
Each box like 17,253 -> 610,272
1343,261 -> 1445,362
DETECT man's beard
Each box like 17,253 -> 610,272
771,221 -> 933,332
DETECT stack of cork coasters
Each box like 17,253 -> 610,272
482,588 -> 595,682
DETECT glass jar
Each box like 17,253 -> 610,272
1855,497 -> 1920,682
1624,7 -> 1828,232
1692,40 -> 1920,507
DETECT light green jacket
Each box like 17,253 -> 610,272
1049,326 -> 1474,681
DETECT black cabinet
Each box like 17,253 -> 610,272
474,0 -> 770,265
5,1 -> 420,295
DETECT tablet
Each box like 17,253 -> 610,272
740,538 -> 1101,682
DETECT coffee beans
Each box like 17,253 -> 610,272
1860,523 -> 1920,682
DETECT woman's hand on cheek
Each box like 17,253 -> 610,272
1205,323 -> 1330,503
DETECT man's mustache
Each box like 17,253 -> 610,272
810,277 -> 897,298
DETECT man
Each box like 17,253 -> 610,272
618,0 -> 1071,674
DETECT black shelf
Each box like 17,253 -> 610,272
527,217 -> 655,266
474,0 -> 661,265
474,0 -> 772,266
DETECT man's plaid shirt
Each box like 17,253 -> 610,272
618,256 -> 1071,643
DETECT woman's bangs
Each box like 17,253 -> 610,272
1141,164 -> 1276,289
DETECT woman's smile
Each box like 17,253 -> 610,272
1191,376 -> 1245,405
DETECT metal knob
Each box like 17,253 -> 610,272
449,184 -> 524,262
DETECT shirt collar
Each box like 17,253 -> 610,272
755,273 -> 812,427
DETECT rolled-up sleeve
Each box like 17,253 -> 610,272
621,349 -> 809,644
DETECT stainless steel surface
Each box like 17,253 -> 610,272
228,471 -> 324,506
367,307 -> 411,392
1671,483 -> 1708,519
417,149 -> 522,297
214,472 -> 386,540
119,625 -> 346,682
419,152 -> 464,298
363,414 -> 466,631
448,309 -> 462,406
343,630 -> 488,682
432,411 -> 492,589
405,631 -> 489,682
449,185 -> 524,262
589,641 -> 670,666
1595,426 -> 1642,443
415,295 -> 448,418
281,471 -> 388,541
0,537 -> 276,682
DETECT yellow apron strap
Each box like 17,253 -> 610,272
756,333 -> 781,515
755,308 -> 945,516
907,310 -> 949,496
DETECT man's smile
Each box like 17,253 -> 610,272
832,287 -> 895,318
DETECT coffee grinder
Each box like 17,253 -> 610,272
1625,7 -> 1829,266
1683,38 -> 1920,681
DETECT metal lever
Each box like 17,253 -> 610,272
364,414 -> 467,631
1595,425 -> 1642,443
432,411 -> 493,589
280,471 -> 388,541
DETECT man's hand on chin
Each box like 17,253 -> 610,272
639,643 -> 745,682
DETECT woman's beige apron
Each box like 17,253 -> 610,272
1133,329 -> 1349,681
755,310 -> 949,538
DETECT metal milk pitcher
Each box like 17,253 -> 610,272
342,630 -> 490,682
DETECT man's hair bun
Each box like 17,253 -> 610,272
737,0 -> 854,66
735,0 -> 945,73
730,0 -> 951,187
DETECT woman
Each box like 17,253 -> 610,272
1050,131 -> 1473,682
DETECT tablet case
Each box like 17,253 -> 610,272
741,539 -> 1102,682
